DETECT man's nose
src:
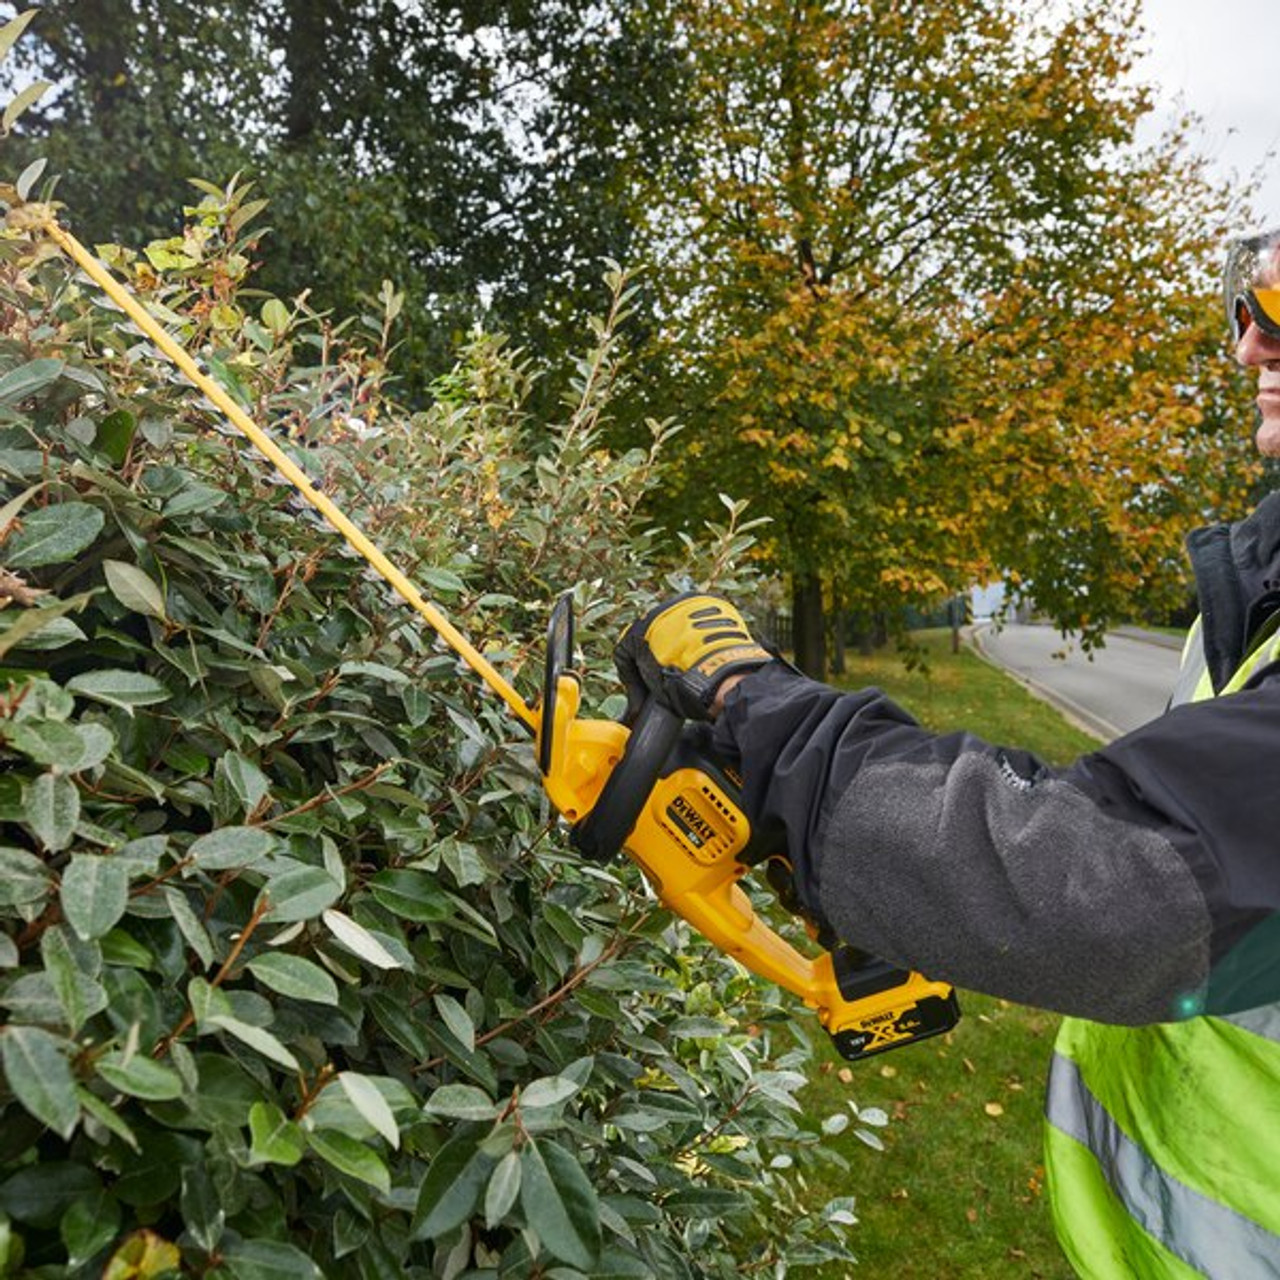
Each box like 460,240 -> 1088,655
1236,320 -> 1280,367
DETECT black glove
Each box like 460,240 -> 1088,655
614,593 -> 773,723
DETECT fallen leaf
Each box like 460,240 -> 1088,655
984,1102 -> 1005,1118
837,1067 -> 853,1084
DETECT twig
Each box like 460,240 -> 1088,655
414,936 -> 625,1073
261,761 -> 395,827
154,891 -> 272,1057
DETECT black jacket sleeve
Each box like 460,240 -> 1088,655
709,661 -> 1280,1024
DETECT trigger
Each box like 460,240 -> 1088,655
763,855 -> 802,915
764,855 -> 835,949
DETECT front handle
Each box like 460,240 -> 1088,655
570,696 -> 683,863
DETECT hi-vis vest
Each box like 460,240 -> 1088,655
1045,618 -> 1280,1278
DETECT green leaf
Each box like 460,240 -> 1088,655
65,669 -> 170,712
24,771 -> 80,853
520,1073 -> 584,1110
100,928 -> 157,971
188,825 -> 277,871
1,1025 -> 79,1138
260,864 -> 342,922
368,868 -> 453,922
337,660 -> 408,685
96,1050 -> 184,1101
164,481 -> 226,517
307,1129 -> 391,1194
422,1082 -> 501,1121
322,909 -> 402,969
2,79 -> 51,132
485,1150 -> 522,1229
40,927 -> 86,1034
60,854 -> 129,940
0,845 -> 53,906
60,1188 -> 120,1269
163,886 -> 214,968
113,1130 -> 199,1207
95,408 -> 137,465
0,9 -> 40,63
180,1162 -> 225,1254
0,357 -> 64,406
246,952 -> 339,1005
434,992 -> 475,1052
220,1238 -> 325,1280
70,722 -> 115,771
188,976 -> 233,1029
0,1163 -> 99,1228
519,1138 -> 601,1271
410,1131 -> 496,1240
0,613 -> 85,652
248,1101 -> 306,1166
0,591 -> 94,660
662,1187 -> 749,1219
0,479 -> 41,537
104,559 -> 166,620
76,1086 -> 139,1151
217,750 -> 271,814
419,566 -> 466,594
261,299 -> 291,334
6,720 -> 80,768
4,502 -> 103,568
208,1015 -> 299,1071
337,1071 -> 399,1148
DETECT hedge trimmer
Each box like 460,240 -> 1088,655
31,213 -> 959,1061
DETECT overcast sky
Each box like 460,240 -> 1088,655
1135,0 -> 1280,218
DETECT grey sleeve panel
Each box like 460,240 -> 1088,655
814,753 -> 1212,1025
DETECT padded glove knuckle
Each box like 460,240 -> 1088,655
616,593 -> 771,719
645,595 -> 768,674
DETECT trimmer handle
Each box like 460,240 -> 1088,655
571,696 -> 683,863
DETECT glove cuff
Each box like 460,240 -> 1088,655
669,647 -> 774,718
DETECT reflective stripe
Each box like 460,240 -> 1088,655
1046,1052 -> 1280,1277
1169,621 -> 1208,708
1224,1003 -> 1280,1046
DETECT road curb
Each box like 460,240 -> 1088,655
969,625 -> 1118,743
1110,626 -> 1184,651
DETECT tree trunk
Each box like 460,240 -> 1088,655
949,594 -> 964,654
829,590 -> 846,676
792,572 -> 827,680
284,0 -> 338,146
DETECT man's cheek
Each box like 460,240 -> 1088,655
1255,416 -> 1280,456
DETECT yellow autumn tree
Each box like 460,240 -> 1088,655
640,0 -> 1258,674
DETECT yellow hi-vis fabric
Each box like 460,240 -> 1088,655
1045,622 -> 1280,1279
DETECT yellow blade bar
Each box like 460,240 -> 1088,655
41,218 -> 537,732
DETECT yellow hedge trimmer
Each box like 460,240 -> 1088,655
32,214 -> 959,1061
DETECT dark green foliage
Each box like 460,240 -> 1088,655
3,0 -> 690,386
0,178 -> 857,1275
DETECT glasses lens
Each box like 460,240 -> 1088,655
1234,296 -> 1253,344
1225,228 -> 1280,342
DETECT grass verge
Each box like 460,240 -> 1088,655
795,629 -> 1102,1278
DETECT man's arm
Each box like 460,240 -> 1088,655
710,663 -> 1280,1024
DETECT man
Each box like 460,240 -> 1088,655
615,228 -> 1280,1277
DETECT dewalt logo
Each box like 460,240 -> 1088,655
668,794 -> 716,849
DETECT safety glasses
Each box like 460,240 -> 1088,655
1225,227 -> 1280,344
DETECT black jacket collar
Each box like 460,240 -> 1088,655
1187,491 -> 1280,692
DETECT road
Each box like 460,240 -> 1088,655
974,623 -> 1184,742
